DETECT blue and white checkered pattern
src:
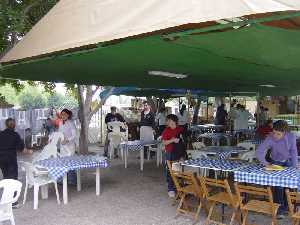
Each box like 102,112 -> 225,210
120,140 -> 159,152
35,155 -> 108,180
243,139 -> 263,146
234,164 -> 300,189
182,158 -> 248,172
199,146 -> 249,160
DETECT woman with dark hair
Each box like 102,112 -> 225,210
256,120 -> 298,217
59,109 -> 77,156
176,104 -> 189,147
162,114 -> 185,198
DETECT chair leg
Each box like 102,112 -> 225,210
205,202 -> 215,225
176,193 -> 186,215
194,200 -> 202,222
54,182 -> 60,204
33,184 -> 39,210
229,209 -> 237,225
23,182 -> 28,205
241,210 -> 248,225
10,215 -> 15,225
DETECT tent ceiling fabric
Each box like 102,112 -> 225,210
1,0 -> 300,63
2,24 -> 300,96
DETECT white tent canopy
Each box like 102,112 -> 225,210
1,0 -> 300,63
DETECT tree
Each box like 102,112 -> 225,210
18,86 -> 47,109
47,93 -> 78,109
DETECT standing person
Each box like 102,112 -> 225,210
59,109 -> 77,157
0,118 -> 32,208
140,101 -> 155,158
140,101 -> 155,142
0,118 -> 31,180
156,106 -> 167,135
215,104 -> 228,126
162,114 -> 185,198
233,105 -> 254,131
176,104 -> 189,147
256,120 -> 298,216
103,106 -> 125,158
256,119 -> 273,140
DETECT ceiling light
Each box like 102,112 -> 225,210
259,84 -> 276,88
148,71 -> 188,79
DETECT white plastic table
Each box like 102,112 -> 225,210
35,155 -> 108,204
120,140 -> 161,171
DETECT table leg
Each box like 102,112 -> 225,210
76,170 -> 81,192
96,168 -> 100,196
41,185 -> 48,199
63,174 -> 68,204
140,148 -> 144,171
124,148 -> 128,169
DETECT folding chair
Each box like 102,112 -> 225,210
166,161 -> 204,223
286,189 -> 300,225
200,177 -> 239,225
235,183 -> 280,225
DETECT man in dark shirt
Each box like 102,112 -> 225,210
0,118 -> 29,180
103,107 -> 125,157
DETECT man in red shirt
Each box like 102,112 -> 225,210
162,114 -> 184,198
256,119 -> 273,139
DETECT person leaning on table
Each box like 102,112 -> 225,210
256,120 -> 298,217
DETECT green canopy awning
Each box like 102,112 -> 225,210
1,23 -> 300,95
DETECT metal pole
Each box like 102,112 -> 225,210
100,105 -> 103,144
256,92 -> 260,128
206,97 -> 209,122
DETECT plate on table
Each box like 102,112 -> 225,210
264,165 -> 285,171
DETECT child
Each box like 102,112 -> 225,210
162,114 -> 185,198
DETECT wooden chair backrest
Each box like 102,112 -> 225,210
167,161 -> 203,197
200,177 -> 235,206
285,189 -> 300,216
235,183 -> 276,212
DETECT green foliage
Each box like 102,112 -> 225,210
47,92 -> 78,109
18,85 -> 47,109
0,84 -> 18,104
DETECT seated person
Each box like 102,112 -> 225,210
256,119 -> 273,139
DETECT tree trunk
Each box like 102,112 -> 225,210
77,85 -> 89,154
192,97 -> 201,124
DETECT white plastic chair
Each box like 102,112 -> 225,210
107,122 -> 127,159
237,142 -> 256,151
32,132 -> 64,163
0,179 -> 22,225
192,142 -> 206,150
21,162 -> 60,210
147,137 -> 163,167
240,150 -> 256,162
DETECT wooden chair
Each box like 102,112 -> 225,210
235,183 -> 280,225
286,189 -> 300,225
166,161 -> 204,223
200,177 -> 239,225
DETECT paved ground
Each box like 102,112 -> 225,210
3,148 -> 293,225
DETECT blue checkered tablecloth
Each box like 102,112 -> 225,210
35,155 -> 109,180
198,146 -> 249,159
182,158 -> 249,172
242,139 -> 263,146
120,140 -> 159,152
234,164 -> 300,189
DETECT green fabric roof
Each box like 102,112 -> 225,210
1,24 -> 300,96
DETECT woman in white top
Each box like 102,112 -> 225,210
59,109 -> 77,157
156,107 -> 167,135
176,104 -> 189,147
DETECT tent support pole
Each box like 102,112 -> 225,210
256,92 -> 260,128
206,97 -> 209,122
